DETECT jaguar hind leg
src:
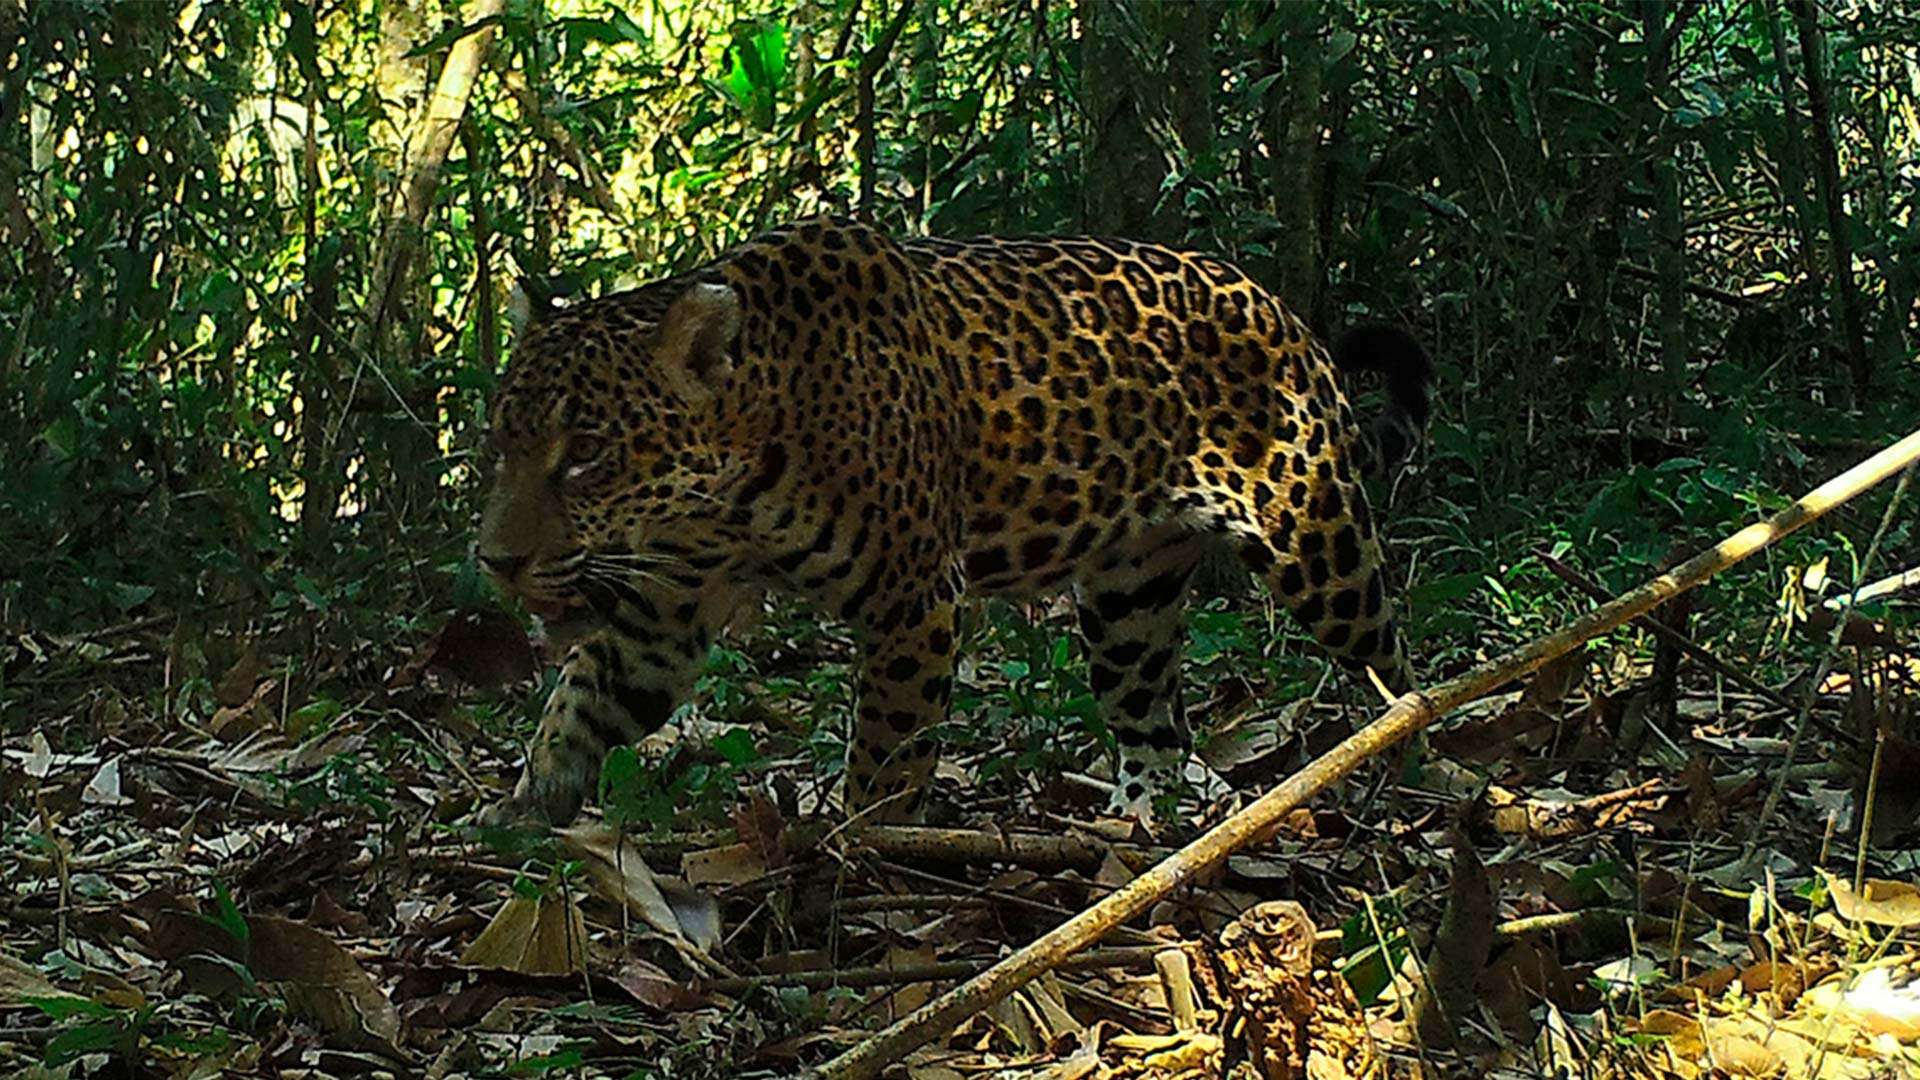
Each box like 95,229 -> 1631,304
1074,533 -> 1201,820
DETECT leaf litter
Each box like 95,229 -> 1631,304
2,591 -> 1918,1078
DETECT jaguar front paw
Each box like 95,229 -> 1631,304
477,768 -> 586,830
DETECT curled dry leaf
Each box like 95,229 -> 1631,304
560,822 -> 722,954
143,903 -> 401,1052
1823,871 -> 1920,928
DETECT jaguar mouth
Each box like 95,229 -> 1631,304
521,592 -> 602,657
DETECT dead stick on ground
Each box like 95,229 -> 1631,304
816,428 -> 1920,1080
698,947 -> 1161,994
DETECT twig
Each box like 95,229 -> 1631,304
699,946 -> 1158,995
1535,548 -> 1855,744
831,894 -> 991,916
815,428 -> 1920,1080
850,824 -> 1161,873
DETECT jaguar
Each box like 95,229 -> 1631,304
476,217 -> 1430,826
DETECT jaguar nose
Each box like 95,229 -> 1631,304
480,553 -> 531,581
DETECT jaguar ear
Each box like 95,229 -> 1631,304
655,282 -> 742,396
507,274 -> 579,333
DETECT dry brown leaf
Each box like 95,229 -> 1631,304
461,893 -> 587,975
1524,646 -> 1586,707
1411,822 -> 1494,1049
81,755 -> 130,806
1105,1031 -> 1225,1074
142,901 -> 400,1051
732,790 -> 789,871
23,730 -> 55,778
559,823 -> 721,953
0,949 -> 82,1007
614,957 -> 708,1011
214,642 -> 263,708
1802,966 -> 1920,1041
682,841 -> 770,887
394,609 -> 537,691
248,915 -> 403,1052
1823,871 -> 1920,927
884,944 -> 937,1018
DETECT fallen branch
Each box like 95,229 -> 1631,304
850,824 -> 1161,873
816,427 -> 1920,1080
700,946 -> 1160,995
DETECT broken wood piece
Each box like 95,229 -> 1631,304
815,428 -> 1920,1080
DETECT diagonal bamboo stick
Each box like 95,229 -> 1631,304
817,427 -> 1920,1080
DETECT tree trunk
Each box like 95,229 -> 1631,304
364,0 -> 506,349
792,6 -> 822,203
1158,0 -> 1218,172
1643,0 -> 1688,407
1761,2 -> 1824,292
1789,0 -> 1872,400
296,68 -> 342,551
1080,0 -> 1159,235
857,0 -> 915,220
910,0 -> 941,229
1265,1 -> 1323,314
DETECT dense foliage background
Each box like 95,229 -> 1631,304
4,0 -> 1914,655
2,1 -> 1918,1072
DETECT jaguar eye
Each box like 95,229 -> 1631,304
567,435 -> 606,463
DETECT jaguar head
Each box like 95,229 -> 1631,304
476,279 -> 745,628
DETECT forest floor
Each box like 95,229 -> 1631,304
3,590 -> 1920,1079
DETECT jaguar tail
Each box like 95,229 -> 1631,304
1331,325 -> 1433,480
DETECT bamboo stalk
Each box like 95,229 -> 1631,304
1822,565 -> 1920,609
816,428 -> 1920,1080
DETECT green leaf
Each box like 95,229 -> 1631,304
511,1046 -> 589,1074
44,1020 -> 123,1067
599,746 -> 646,827
209,881 -> 250,948
23,996 -> 116,1021
608,7 -> 648,44
713,727 -> 758,766
287,3 -> 321,86
1325,29 -> 1357,65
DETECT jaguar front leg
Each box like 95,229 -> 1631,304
846,596 -> 957,824
487,591 -> 728,826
